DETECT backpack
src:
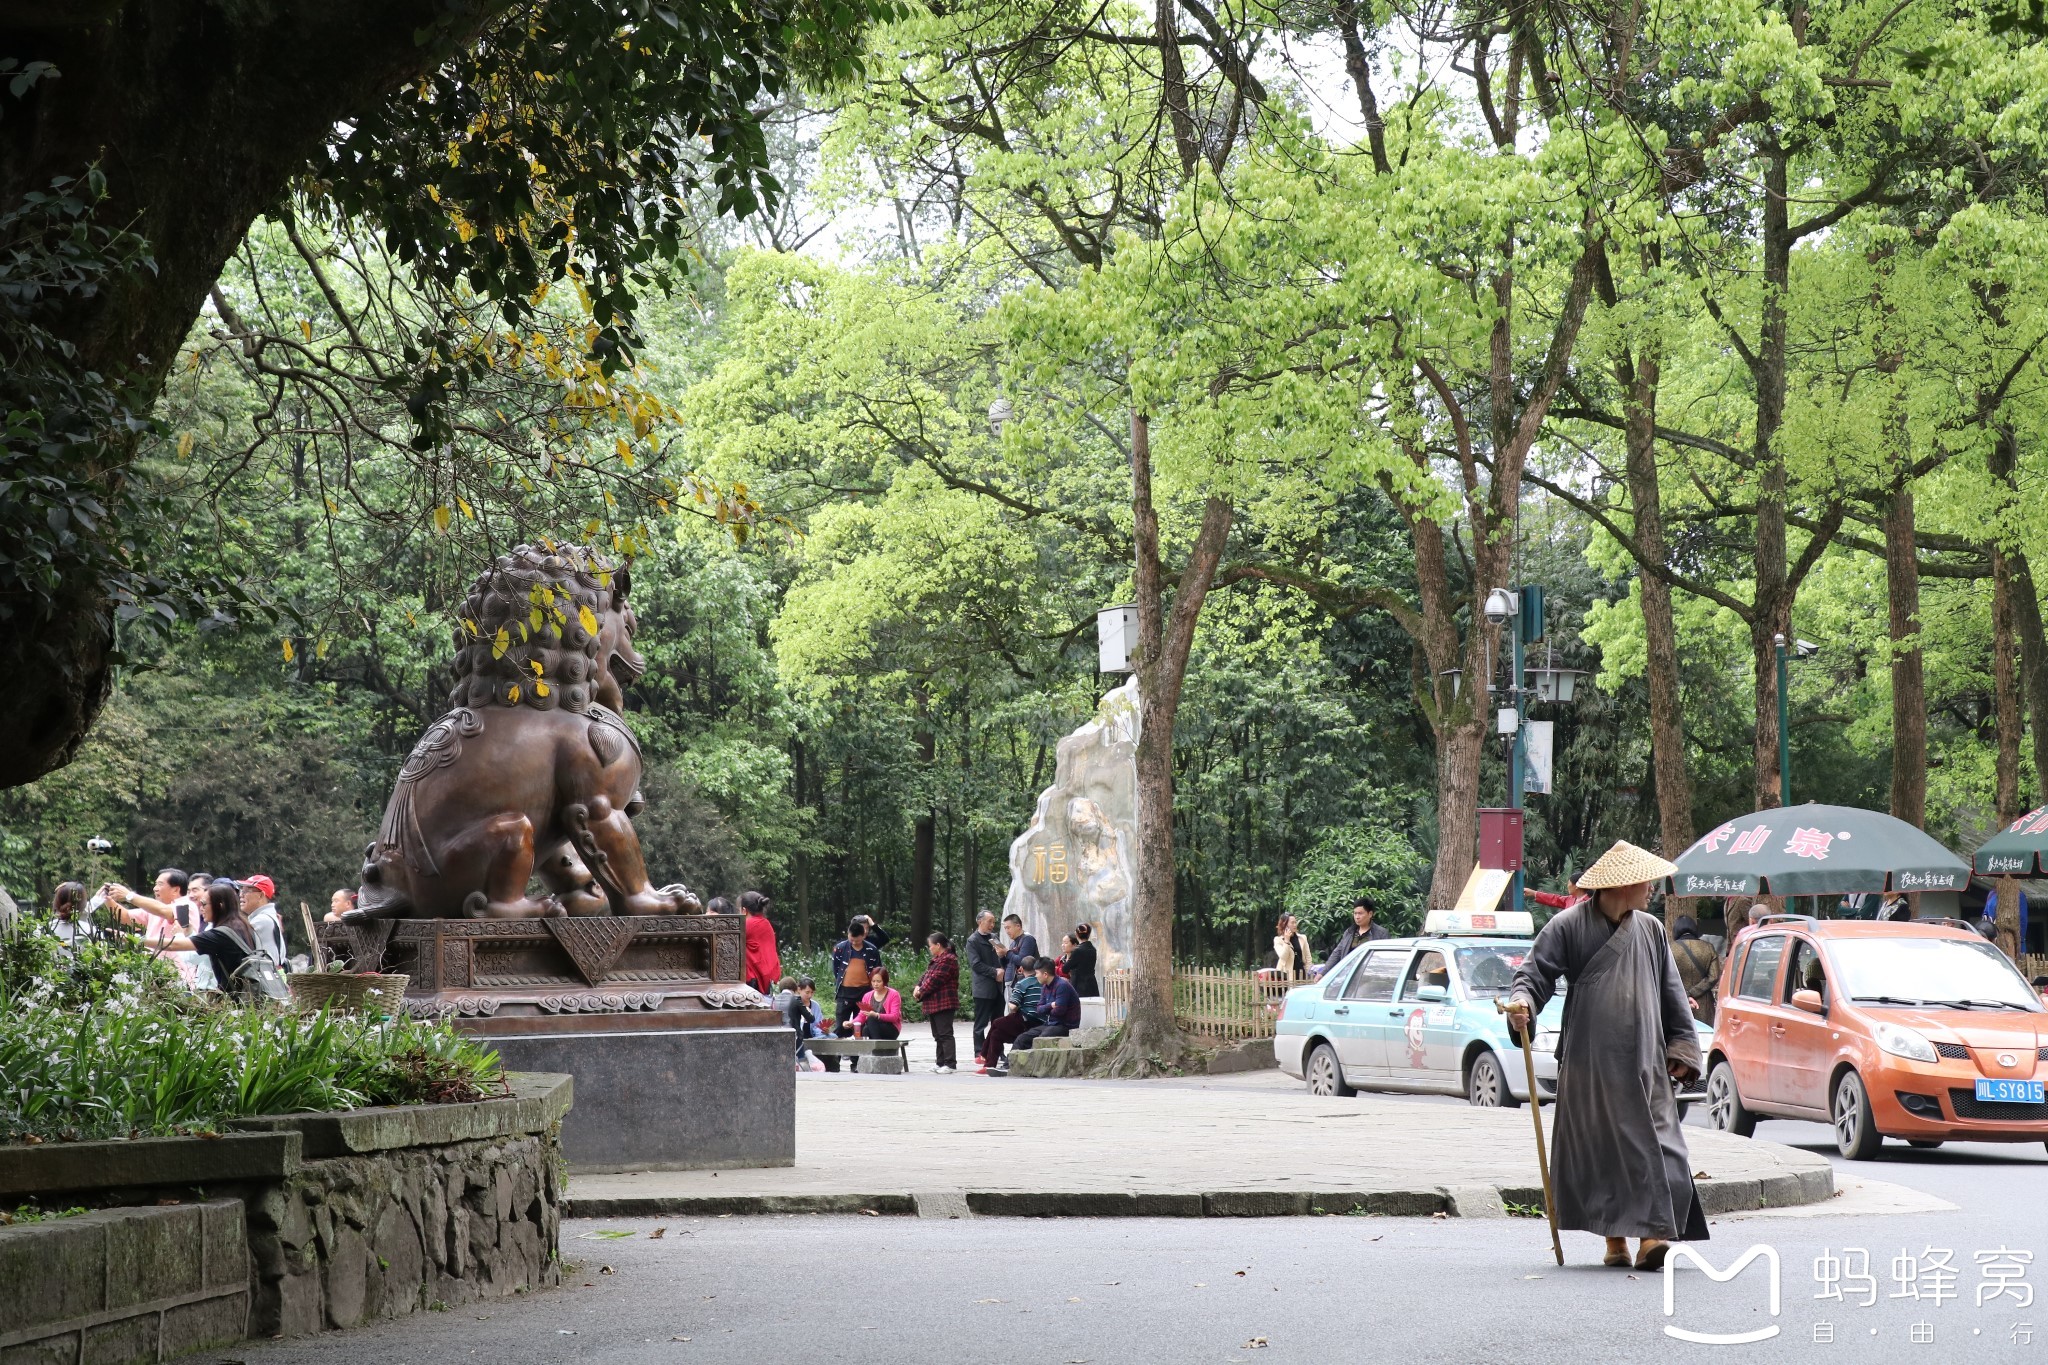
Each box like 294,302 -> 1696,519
216,923 -> 291,1003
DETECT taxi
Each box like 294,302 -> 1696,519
1274,910 -> 1561,1107
1274,907 -> 1713,1110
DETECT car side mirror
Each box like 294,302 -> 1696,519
1791,988 -> 1825,1016
1417,985 -> 1447,1003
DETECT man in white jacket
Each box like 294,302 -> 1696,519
238,874 -> 290,971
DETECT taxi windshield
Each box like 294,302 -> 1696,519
1455,946 -> 1528,998
1830,936 -> 2045,1012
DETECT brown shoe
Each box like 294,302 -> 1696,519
1635,1239 -> 1670,1270
1603,1237 -> 1631,1268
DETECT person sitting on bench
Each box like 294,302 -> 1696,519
977,956 -> 1048,1075
850,965 -> 903,1042
1012,959 -> 1080,1054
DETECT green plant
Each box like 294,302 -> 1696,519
0,983 -> 504,1143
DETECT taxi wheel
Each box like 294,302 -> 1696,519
1466,1051 -> 1521,1109
1306,1042 -> 1354,1098
1705,1060 -> 1756,1138
1831,1069 -> 1884,1160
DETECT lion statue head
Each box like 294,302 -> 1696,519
445,543 -> 643,714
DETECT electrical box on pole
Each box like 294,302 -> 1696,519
1478,808 -> 1525,872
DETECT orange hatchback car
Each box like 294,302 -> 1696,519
1704,917 -> 2048,1159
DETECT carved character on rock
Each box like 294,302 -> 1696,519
354,544 -> 699,919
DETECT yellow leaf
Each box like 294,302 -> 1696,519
433,505 -> 451,533
616,436 -> 631,460
578,605 -> 600,637
492,627 -> 509,659
281,638 -> 296,662
529,606 -> 543,631
176,431 -> 195,458
457,497 -> 473,519
461,617 -> 478,636
534,681 -> 550,698
529,659 -> 543,676
507,684 -> 521,703
315,636 -> 331,660
299,318 -> 312,341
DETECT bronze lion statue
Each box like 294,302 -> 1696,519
354,544 -> 699,919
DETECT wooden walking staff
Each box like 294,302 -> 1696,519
1497,997 -> 1563,1266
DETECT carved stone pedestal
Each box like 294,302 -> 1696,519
323,914 -> 793,1170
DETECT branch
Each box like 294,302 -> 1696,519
1522,467 -> 1755,617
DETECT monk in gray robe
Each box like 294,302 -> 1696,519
1506,840 -> 1707,1270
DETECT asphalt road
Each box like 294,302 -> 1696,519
225,1097 -> 2048,1365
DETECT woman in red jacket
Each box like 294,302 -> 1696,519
739,891 -> 781,995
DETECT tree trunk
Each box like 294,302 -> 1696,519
1994,539 -> 2024,826
1616,343 -> 1694,922
2009,553 -> 2048,805
1885,481 -> 1926,827
909,690 -> 936,944
1747,145 -> 1795,810
1120,411 -> 1232,1071
0,0 -> 508,788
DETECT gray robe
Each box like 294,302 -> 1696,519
1510,904 -> 1708,1241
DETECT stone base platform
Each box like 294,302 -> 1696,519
475,1017 -> 793,1173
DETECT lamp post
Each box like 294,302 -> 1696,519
1483,587 -> 1525,912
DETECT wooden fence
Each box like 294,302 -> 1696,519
1101,967 -> 1297,1040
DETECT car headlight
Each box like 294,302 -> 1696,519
1533,1028 -> 1560,1055
1873,1021 -> 1938,1064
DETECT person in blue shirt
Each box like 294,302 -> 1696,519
1011,959 -> 1081,1055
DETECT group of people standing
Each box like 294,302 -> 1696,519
1267,897 -> 1389,982
39,869 -> 296,999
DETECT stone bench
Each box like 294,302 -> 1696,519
804,1036 -> 908,1074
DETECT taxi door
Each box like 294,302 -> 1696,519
1720,932 -> 1787,1106
1389,948 -> 1463,1089
1331,947 -> 1410,1082
1767,936 -> 1832,1113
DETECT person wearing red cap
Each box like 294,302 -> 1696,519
238,875 -> 289,971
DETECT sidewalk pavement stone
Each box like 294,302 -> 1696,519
566,1071 -> 1834,1220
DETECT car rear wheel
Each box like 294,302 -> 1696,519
1705,1060 -> 1756,1137
1831,1069 -> 1884,1160
1306,1042 -> 1354,1098
1466,1051 -> 1521,1108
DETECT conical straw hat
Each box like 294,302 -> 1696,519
1572,839 -> 1677,890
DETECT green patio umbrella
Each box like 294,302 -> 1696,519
1973,807 -> 2048,876
1666,802 -> 1968,898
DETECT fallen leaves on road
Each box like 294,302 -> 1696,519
1522,1275 -> 1543,1281
599,1266 -> 614,1275
1234,1270 -> 1247,1277
1242,1337 -> 1269,1349
977,1298 -> 1006,1304
861,1208 -> 881,1217
1370,1235 -> 1384,1242
1193,1283 -> 1207,1288
1103,1281 -> 1120,1286
671,1336 -> 691,1342
578,1230 -> 637,1241
649,1228 -> 667,1239
1067,1296 -> 1083,1302
1431,1212 -> 1447,1220
1694,1170 -> 1712,1180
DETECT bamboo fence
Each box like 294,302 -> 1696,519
1101,967 -> 1298,1040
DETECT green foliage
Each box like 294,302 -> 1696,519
0,967 -> 504,1144
1283,820 -> 1431,945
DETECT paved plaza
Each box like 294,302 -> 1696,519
568,1069 -> 1842,1219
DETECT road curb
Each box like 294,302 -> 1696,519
566,1169 -> 1832,1220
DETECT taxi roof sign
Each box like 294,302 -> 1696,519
1424,908 -> 1536,937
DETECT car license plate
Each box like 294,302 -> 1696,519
1975,1078 -> 2045,1104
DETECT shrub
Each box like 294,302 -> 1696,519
1283,819 -> 1431,944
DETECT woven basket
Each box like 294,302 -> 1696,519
290,972 -> 412,1016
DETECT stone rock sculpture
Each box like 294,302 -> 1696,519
1003,679 -> 1140,972
354,543 -> 698,920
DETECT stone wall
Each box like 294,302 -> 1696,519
249,1128 -> 560,1336
0,1201 -> 249,1365
0,1073 -> 570,1364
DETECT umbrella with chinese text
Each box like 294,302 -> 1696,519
1666,803 -> 1969,898
1972,807 -> 2048,876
